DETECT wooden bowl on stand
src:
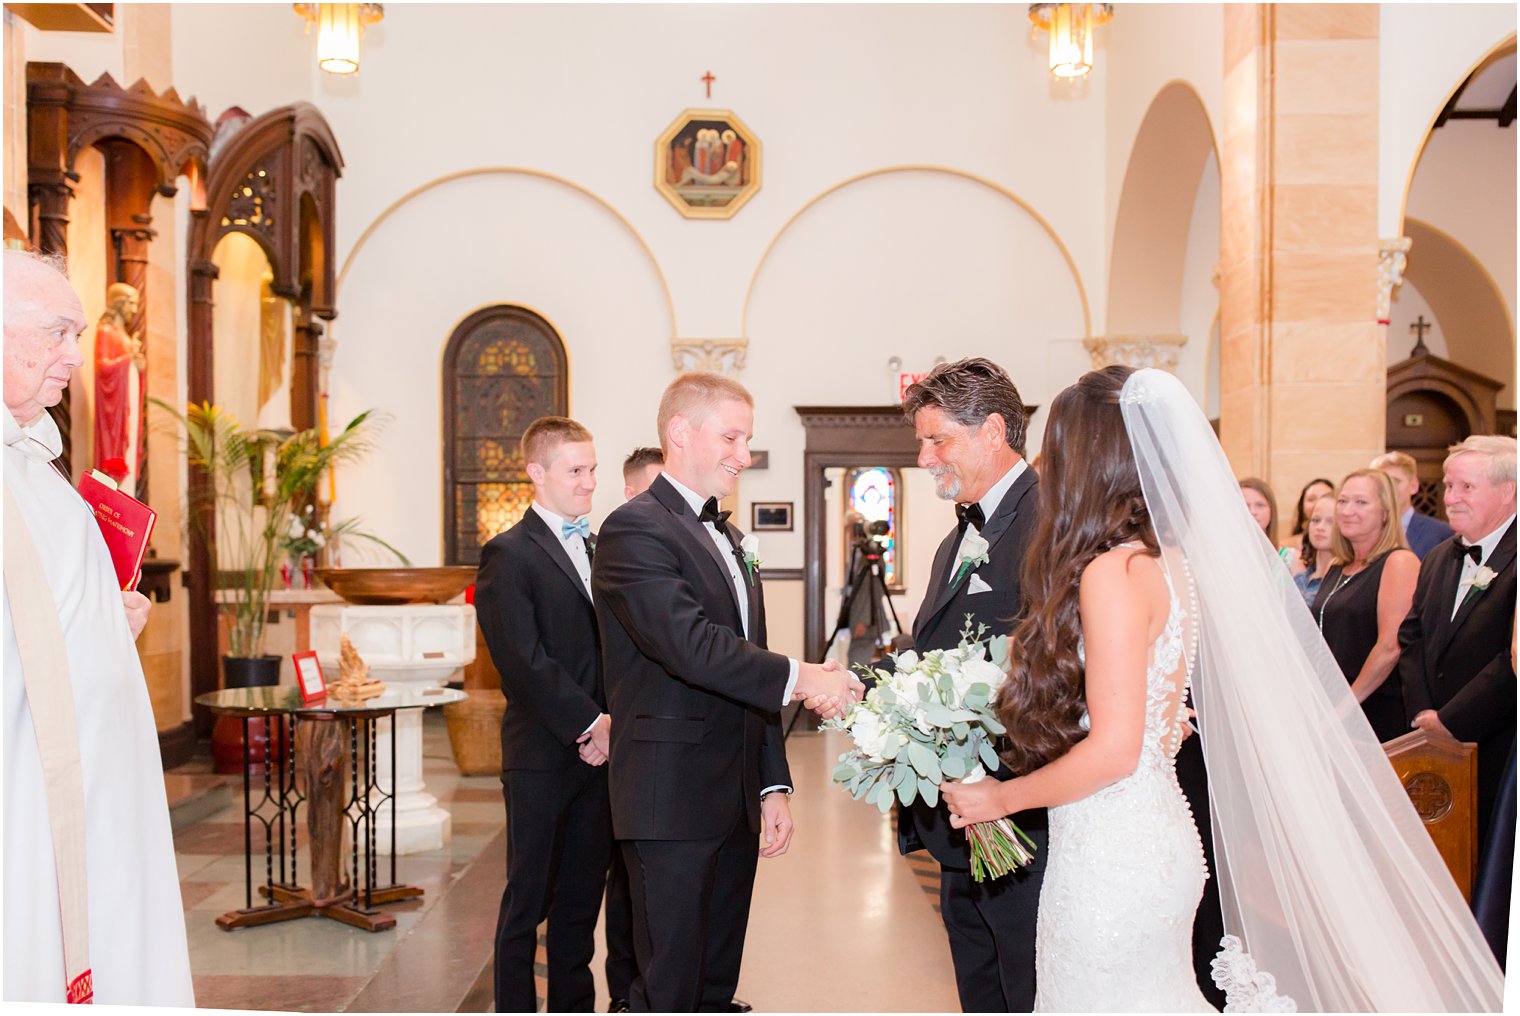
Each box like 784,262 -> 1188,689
313,566 -> 477,605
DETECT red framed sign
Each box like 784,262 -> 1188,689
293,650 -> 327,703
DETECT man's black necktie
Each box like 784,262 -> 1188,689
956,502 -> 986,536
1452,541 -> 1482,566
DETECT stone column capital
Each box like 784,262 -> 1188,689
671,338 -> 748,377
1082,334 -> 1188,372
1377,236 -> 1413,325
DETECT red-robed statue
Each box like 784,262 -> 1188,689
92,283 -> 143,486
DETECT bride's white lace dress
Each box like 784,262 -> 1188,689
1034,562 -> 1214,1013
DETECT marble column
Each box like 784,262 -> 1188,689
1219,5 -> 1384,528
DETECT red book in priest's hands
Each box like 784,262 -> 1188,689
78,470 -> 156,591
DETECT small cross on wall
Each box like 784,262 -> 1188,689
1409,314 -> 1432,356
701,70 -> 716,99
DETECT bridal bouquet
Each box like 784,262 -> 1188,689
822,619 -> 1037,881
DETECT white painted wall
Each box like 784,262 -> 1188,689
1378,4 -> 1516,235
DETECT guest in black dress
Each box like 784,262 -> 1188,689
1312,469 -> 1421,743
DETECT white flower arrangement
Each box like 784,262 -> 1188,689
823,617 -> 1037,881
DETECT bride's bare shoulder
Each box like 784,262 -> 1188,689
1080,546 -> 1168,609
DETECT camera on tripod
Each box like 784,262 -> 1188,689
850,518 -> 892,560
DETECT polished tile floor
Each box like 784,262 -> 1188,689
170,718 -> 961,1013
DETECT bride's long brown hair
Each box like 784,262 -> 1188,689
997,365 -> 1158,775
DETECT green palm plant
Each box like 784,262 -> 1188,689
153,400 -> 407,658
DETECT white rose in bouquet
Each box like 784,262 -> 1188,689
849,709 -> 889,758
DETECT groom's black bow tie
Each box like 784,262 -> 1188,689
1451,541 -> 1482,566
956,502 -> 986,535
700,497 -> 732,528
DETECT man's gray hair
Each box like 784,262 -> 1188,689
901,356 -> 1028,456
3,247 -> 68,277
1444,434 -> 1518,487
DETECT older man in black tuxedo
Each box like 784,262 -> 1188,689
1400,434 -> 1517,851
896,358 -> 1046,1012
477,417 -> 612,1012
592,372 -> 862,1012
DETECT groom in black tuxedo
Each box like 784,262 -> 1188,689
898,358 -> 1046,1012
1399,435 -> 1517,850
477,417 -> 612,1012
592,372 -> 863,1012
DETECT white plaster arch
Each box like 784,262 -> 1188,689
326,170 -> 676,564
1379,10 -> 1517,234
1106,81 -> 1218,336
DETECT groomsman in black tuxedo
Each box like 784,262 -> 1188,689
477,417 -> 611,1013
897,358 -> 1046,1012
592,372 -> 863,1013
1399,435 -> 1517,850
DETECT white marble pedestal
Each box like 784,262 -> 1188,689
310,603 -> 477,855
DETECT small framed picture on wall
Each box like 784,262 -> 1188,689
751,502 -> 793,532
293,650 -> 327,703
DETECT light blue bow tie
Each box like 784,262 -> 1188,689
562,518 -> 590,540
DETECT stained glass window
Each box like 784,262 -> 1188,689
443,306 -> 567,565
847,466 -> 903,588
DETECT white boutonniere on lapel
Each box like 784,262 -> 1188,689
951,530 -> 991,587
740,534 -> 761,583
1459,564 -> 1498,605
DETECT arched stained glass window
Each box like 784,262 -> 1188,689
847,466 -> 903,588
443,305 -> 567,565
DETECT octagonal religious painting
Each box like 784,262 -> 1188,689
654,108 -> 762,219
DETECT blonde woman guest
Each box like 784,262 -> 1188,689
1293,493 -> 1336,606
1311,470 -> 1420,742
1283,477 -> 1335,575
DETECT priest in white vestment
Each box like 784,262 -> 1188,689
2,250 -> 194,1005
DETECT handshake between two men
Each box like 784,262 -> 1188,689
793,658 -> 866,719
573,659 -> 863,765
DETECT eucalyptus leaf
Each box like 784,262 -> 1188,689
921,703 -> 954,728
981,714 -> 1007,735
907,742 -> 942,783
952,721 -> 970,740
942,755 -> 968,779
978,739 -> 1002,772
876,791 -> 894,815
919,779 -> 939,808
896,779 -> 917,806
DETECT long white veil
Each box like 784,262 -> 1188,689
1119,368 -> 1503,1012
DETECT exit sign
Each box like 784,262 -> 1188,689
898,372 -> 928,399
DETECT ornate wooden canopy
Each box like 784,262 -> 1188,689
184,103 -> 344,735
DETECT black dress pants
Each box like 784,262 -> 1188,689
603,844 -> 638,999
494,763 -> 612,1012
623,816 -> 758,1012
937,842 -> 1045,1013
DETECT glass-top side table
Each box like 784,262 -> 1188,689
195,686 -> 465,932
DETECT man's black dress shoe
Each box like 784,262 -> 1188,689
607,995 -> 747,1010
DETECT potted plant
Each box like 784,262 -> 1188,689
155,400 -> 406,688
